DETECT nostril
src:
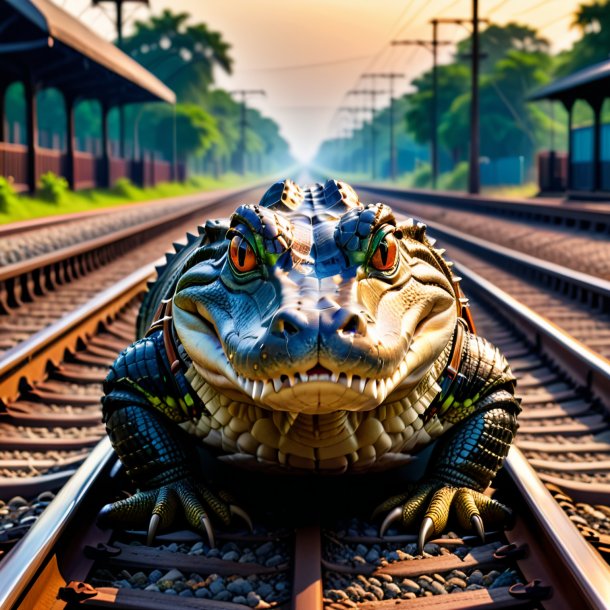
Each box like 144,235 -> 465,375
283,319 -> 300,336
343,315 -> 361,334
336,310 -> 367,336
270,311 -> 306,338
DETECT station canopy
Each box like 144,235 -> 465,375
0,0 -> 175,105
529,58 -> 610,104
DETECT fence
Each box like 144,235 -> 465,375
0,143 -> 185,192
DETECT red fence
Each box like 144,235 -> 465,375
0,142 -> 185,193
0,142 -> 28,191
73,151 -> 97,190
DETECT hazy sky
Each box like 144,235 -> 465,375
58,0 -> 586,161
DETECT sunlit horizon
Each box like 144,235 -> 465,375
55,0 -> 586,163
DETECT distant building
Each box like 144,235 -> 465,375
530,59 -> 610,200
0,0 -> 178,193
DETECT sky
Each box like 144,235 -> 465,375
56,0 -> 587,162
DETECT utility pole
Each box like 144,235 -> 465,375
363,73 -> 403,181
230,90 -> 266,175
339,107 -> 367,174
348,87 -> 387,180
429,12 -> 488,194
469,0 -> 480,194
92,0 -> 149,159
393,33 -> 451,188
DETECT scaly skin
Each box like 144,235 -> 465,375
99,179 -> 520,549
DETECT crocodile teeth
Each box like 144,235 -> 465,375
364,379 -> 378,400
331,372 -> 339,383
358,377 -> 366,394
377,378 -> 386,400
251,380 -> 264,401
242,378 -> 254,397
272,377 -> 283,393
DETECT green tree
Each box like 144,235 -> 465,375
121,10 -> 233,104
440,50 -> 553,161
405,63 -> 470,163
556,0 -> 610,75
456,23 -> 550,74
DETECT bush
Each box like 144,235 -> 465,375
0,176 -> 17,213
38,172 -> 69,204
410,162 -> 431,188
439,162 -> 468,191
112,177 -> 139,199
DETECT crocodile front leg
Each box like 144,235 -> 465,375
376,397 -> 519,552
98,403 -> 242,546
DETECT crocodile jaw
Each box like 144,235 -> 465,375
173,301 -> 455,414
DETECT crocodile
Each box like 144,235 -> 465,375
99,179 -> 520,550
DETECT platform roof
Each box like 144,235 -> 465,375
529,58 -> 610,104
0,0 -> 175,105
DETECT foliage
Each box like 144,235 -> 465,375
404,63 -> 470,158
121,10 -> 233,104
0,173 -> 263,225
456,23 -> 550,74
410,162 -> 432,188
38,172 -> 69,204
556,0 -> 610,75
113,177 -> 139,199
439,162 -> 468,191
0,177 -> 17,213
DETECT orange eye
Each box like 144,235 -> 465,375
370,234 -> 397,271
229,235 -> 257,273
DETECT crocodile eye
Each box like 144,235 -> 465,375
370,234 -> 397,271
229,235 -> 257,273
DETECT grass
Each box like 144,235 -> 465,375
0,173 -> 264,225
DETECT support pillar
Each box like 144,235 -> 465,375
0,83 -> 6,143
65,95 -> 75,189
564,99 -> 574,193
592,99 -> 602,192
25,77 -> 38,194
101,103 -> 111,187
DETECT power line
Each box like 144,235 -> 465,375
512,0 -> 557,18
486,0 -> 510,15
237,54 -> 373,73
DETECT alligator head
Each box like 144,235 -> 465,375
173,180 -> 458,415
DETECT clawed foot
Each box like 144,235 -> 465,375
373,481 -> 511,553
98,479 -> 253,547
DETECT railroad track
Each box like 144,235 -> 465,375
0,182 -> 608,608
352,187 -> 610,366
0,184 -> 267,358
0,254 -> 608,608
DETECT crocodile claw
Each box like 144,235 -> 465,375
201,515 -> 215,549
375,481 -> 511,543
230,505 -> 254,533
147,513 -> 161,546
418,516 -> 434,554
379,507 -> 402,537
471,514 -> 485,543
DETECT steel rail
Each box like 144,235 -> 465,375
505,447 -> 610,610
0,259 -> 159,403
453,260 -> 610,410
355,182 -> 610,232
0,192 -> 225,283
0,436 -> 115,610
422,217 -> 610,300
